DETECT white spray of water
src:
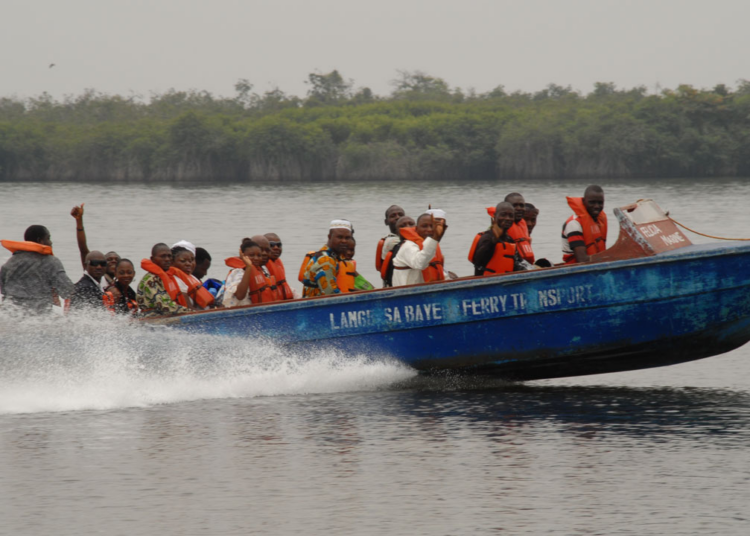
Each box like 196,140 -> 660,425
0,309 -> 415,415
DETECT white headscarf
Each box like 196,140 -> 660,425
426,209 -> 447,219
172,240 -> 196,255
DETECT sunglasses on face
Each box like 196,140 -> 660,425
88,260 -> 107,267
269,241 -> 282,247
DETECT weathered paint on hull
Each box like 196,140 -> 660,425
160,241 -> 750,381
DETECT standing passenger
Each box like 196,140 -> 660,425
562,185 -> 607,264
1,225 -> 75,314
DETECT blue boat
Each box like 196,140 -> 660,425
155,200 -> 750,381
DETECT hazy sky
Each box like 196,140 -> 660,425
3,0 -> 749,100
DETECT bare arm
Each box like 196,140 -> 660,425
70,204 -> 89,269
234,250 -> 254,300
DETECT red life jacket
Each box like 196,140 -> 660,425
140,259 -> 187,307
171,268 -> 215,309
563,197 -> 608,264
1,240 -> 53,256
224,257 -> 277,304
468,233 -> 516,275
267,258 -> 294,300
383,228 -> 444,283
507,220 -> 535,264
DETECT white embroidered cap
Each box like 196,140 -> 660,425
426,208 -> 447,219
329,219 -> 353,231
172,240 -> 196,255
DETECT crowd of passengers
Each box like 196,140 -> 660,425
0,185 -> 606,317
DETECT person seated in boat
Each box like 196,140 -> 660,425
69,251 -> 107,310
387,213 -> 447,287
171,242 -> 215,310
264,232 -> 295,300
469,202 -> 530,276
1,225 -> 75,314
137,243 -> 192,318
524,203 -> 539,235
193,247 -> 211,281
562,185 -> 607,264
376,205 -> 406,277
70,204 -> 121,290
300,220 -> 357,297
223,239 -> 278,307
102,259 -> 139,316
504,193 -> 536,265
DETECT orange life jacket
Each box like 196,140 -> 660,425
267,258 -> 294,300
337,259 -> 357,293
507,220 -> 535,264
375,238 -> 385,272
171,268 -> 215,309
224,257 -> 277,304
468,232 -> 516,275
383,228 -> 444,283
1,240 -> 53,256
563,197 -> 608,264
102,290 -> 138,316
140,259 -> 188,307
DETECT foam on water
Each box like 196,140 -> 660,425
0,309 -> 416,415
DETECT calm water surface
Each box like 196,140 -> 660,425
1,179 -> 750,535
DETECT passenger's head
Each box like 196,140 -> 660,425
583,185 -> 605,219
264,233 -> 282,261
384,205 -> 405,234
344,237 -> 356,260
523,203 -> 539,235
395,215 -> 416,230
493,202 -> 515,231
171,246 -> 196,275
504,193 -> 525,223
104,251 -> 121,278
193,247 -> 211,280
84,250 -> 106,282
24,225 -> 51,246
151,243 -> 172,271
327,220 -> 354,257
250,235 -> 271,266
415,213 -> 435,240
240,239 -> 263,268
114,259 -> 136,288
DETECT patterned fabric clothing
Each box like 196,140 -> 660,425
136,273 -> 191,318
302,246 -> 343,298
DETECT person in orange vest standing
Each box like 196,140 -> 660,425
504,193 -> 535,264
469,203 -> 529,276
1,225 -> 75,313
562,185 -> 607,264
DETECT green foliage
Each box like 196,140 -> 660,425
1,76 -> 749,181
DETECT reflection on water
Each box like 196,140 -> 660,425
2,179 -> 750,535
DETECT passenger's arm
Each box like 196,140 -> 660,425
234,251 -> 254,300
70,204 -> 89,270
398,239 -> 439,271
572,246 -> 590,263
50,257 -> 75,300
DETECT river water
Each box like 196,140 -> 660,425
1,179 -> 750,535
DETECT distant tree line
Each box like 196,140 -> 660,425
1,70 -> 750,181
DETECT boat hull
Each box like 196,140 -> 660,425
159,242 -> 750,381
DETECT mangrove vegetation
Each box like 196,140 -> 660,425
1,71 -> 750,181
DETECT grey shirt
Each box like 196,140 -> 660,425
0,251 -> 75,313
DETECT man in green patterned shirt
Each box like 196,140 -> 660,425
136,243 -> 192,317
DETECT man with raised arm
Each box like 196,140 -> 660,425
562,185 -> 607,264
469,202 -> 529,276
301,220 -> 356,297
70,204 -> 120,289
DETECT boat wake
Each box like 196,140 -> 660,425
0,310 -> 415,415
